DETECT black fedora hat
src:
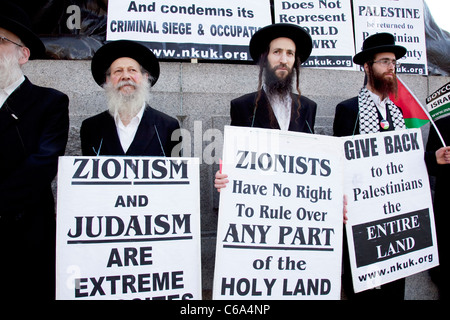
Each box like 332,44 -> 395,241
0,1 -> 45,59
353,33 -> 406,65
91,40 -> 160,87
249,23 -> 312,64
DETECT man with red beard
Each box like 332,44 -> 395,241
80,40 -> 180,157
333,33 -> 407,137
215,23 -> 317,190
332,33 -> 450,300
0,2 -> 69,300
333,33 -> 408,301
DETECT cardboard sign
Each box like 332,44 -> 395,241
213,126 -> 344,300
343,129 -> 439,293
56,156 -> 202,300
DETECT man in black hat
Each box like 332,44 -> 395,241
333,32 -> 408,301
230,23 -> 316,131
333,32 -> 450,300
333,33 -> 407,137
215,23 -> 317,190
0,2 -> 69,300
80,40 -> 180,157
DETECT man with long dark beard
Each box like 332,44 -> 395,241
228,23 -> 316,131
215,23 -> 317,190
80,40 -> 180,157
0,2 -> 69,300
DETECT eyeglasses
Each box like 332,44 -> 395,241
0,36 -> 24,48
372,58 -> 401,68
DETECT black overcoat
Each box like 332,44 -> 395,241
0,77 -> 69,299
80,106 -> 180,157
230,90 -> 317,133
426,116 -> 450,294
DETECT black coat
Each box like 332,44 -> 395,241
80,106 -> 180,157
426,116 -> 450,292
230,90 -> 317,133
333,97 -> 360,137
333,96 -> 399,137
0,77 -> 69,299
332,95 -> 406,299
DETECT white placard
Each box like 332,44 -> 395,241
213,126 -> 344,300
352,0 -> 428,75
274,0 -> 356,70
343,129 -> 439,293
427,81 -> 450,122
56,156 -> 202,300
106,0 -> 272,61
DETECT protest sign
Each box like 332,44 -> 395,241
427,82 -> 450,122
274,0 -> 355,70
213,126 -> 344,300
106,0 -> 271,61
352,0 -> 428,75
343,129 -> 439,293
56,156 -> 201,300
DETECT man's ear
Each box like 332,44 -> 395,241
363,62 -> 369,74
18,46 -> 30,65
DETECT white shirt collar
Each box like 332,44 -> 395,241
0,75 -> 25,109
367,88 -> 389,119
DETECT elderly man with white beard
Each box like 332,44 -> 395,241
0,2 -> 69,300
80,40 -> 181,157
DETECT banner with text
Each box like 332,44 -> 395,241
213,126 -> 344,300
56,156 -> 201,300
426,81 -> 450,122
343,129 -> 438,293
274,0 -> 355,70
352,0 -> 428,75
106,0 -> 271,61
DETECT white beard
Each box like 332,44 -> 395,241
104,78 -> 151,122
0,50 -> 23,89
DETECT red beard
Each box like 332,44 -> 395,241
369,67 -> 398,98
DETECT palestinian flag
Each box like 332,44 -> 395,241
389,76 -> 430,128
390,77 -> 446,147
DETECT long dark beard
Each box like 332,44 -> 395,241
264,64 -> 293,98
368,65 -> 398,98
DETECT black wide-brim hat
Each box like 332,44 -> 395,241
91,40 -> 160,87
0,1 -> 45,59
353,33 -> 407,65
249,23 -> 312,64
